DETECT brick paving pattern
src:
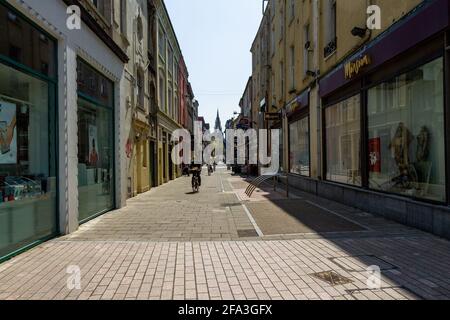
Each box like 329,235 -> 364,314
0,167 -> 450,300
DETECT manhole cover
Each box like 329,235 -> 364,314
237,229 -> 259,238
310,271 -> 353,286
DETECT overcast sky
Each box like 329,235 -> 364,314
164,0 -> 263,128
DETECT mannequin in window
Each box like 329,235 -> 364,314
389,122 -> 418,189
89,139 -> 99,167
90,138 -> 99,183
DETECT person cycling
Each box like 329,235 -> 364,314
207,163 -> 213,176
190,162 -> 202,188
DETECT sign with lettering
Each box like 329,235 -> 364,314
264,112 -> 281,121
344,55 -> 372,79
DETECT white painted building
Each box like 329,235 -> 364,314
0,0 -> 130,260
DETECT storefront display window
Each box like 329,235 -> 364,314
279,126 -> 284,173
0,3 -> 57,259
289,117 -> 310,176
368,58 -> 446,202
325,95 -> 361,186
77,59 -> 114,222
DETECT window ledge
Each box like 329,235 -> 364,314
324,50 -> 337,62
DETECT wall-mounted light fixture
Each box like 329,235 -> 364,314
351,27 -> 368,38
306,70 -> 317,77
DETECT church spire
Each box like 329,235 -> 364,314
215,109 -> 222,132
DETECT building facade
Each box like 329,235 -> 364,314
120,0 -> 152,198
0,0 -> 196,262
0,0 -> 130,261
248,0 -> 450,239
154,0 -> 187,185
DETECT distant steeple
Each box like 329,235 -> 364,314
215,109 -> 222,132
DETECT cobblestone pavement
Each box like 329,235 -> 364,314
1,168 -> 450,300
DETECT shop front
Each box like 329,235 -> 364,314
77,59 -> 115,223
314,0 -> 450,238
285,90 -> 310,178
0,2 -> 58,259
321,25 -> 447,204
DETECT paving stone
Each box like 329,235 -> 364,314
1,169 -> 450,300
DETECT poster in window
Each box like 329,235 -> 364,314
88,125 -> 99,167
369,137 -> 381,173
0,101 -> 17,164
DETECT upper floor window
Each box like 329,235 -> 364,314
90,0 -> 110,21
279,7 -> 284,41
137,69 -> 144,109
280,61 -> 284,99
136,16 -> 144,42
271,25 -> 275,56
289,46 -> 295,90
303,24 -> 311,76
119,0 -> 127,35
168,46 -> 174,76
158,26 -> 166,61
324,0 -> 337,58
289,0 -> 295,23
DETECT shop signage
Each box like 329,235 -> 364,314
344,54 -> 372,79
264,112 -> 281,121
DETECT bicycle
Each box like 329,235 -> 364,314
192,174 -> 200,193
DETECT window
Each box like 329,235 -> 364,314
279,62 -> 284,99
303,24 -> 311,76
271,26 -> 275,56
143,142 -> 148,168
174,92 -> 178,123
137,70 -> 144,109
367,58 -> 446,202
289,117 -> 310,176
168,46 -> 174,76
90,0 -> 109,20
271,73 -> 275,106
158,73 -> 165,110
136,16 -> 143,42
158,26 -> 166,60
289,0 -> 295,22
0,5 -> 56,77
289,46 -> 295,90
120,0 -> 127,35
279,8 -> 284,41
168,84 -> 173,116
77,59 -> 114,222
325,94 -> 361,186
324,0 -> 337,57
0,61 -> 57,259
279,126 -> 284,172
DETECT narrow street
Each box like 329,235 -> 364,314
1,169 -> 450,300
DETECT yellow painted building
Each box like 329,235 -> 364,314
249,1 -> 450,238
252,0 -> 426,177
154,0 -> 186,186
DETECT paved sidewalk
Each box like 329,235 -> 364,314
0,168 -> 450,300
64,170 -> 255,242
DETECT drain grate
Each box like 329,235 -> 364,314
237,229 -> 259,238
310,271 -> 353,286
